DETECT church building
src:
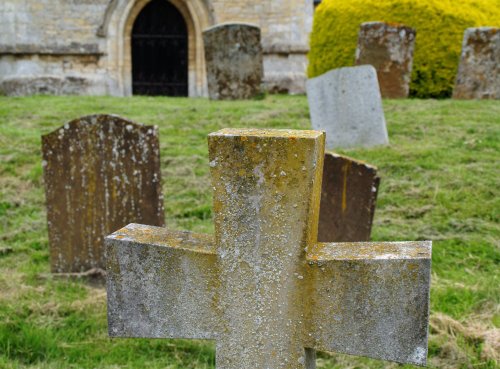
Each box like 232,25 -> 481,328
0,0 -> 314,97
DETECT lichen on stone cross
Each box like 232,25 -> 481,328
106,128 -> 432,369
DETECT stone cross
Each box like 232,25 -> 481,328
106,129 -> 431,369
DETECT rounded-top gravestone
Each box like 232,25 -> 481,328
42,114 -> 165,273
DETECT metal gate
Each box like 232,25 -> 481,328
132,0 -> 188,96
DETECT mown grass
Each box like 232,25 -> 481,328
0,95 -> 498,369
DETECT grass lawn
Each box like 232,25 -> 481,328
0,95 -> 498,369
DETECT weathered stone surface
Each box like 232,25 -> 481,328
355,22 -> 416,98
318,152 -> 380,242
106,128 -> 431,368
308,241 -> 432,365
307,65 -> 389,150
203,23 -> 263,100
42,114 -> 164,273
453,27 -> 500,99
107,225 -> 217,339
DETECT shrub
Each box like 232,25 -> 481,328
308,0 -> 500,98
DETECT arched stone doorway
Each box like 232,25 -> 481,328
103,0 -> 212,97
132,0 -> 188,96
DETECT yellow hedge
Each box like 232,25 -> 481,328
308,0 -> 500,98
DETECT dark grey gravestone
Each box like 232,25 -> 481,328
42,114 -> 165,273
203,22 -> 263,100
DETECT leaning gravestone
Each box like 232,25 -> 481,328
453,27 -> 500,99
318,152 -> 380,242
42,114 -> 165,273
203,23 -> 263,100
106,128 -> 431,369
355,21 -> 416,98
307,65 -> 389,150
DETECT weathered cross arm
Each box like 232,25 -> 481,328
306,241 -> 432,366
106,223 -> 218,340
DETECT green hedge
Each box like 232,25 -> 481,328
308,0 -> 500,98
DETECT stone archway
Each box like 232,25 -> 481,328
131,0 -> 188,96
105,0 -> 212,97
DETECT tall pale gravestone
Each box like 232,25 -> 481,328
106,128 -> 431,369
42,114 -> 165,273
453,27 -> 499,99
319,152 -> 380,242
203,23 -> 263,100
307,65 -> 389,150
355,21 -> 416,98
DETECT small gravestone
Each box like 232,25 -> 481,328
307,65 -> 389,150
106,128 -> 431,369
453,27 -> 500,99
42,114 -> 165,273
318,152 -> 380,242
203,23 -> 263,100
355,21 -> 416,98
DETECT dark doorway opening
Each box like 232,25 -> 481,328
132,0 -> 188,96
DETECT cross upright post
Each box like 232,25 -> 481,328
106,128 -> 431,369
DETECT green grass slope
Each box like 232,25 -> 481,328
0,96 -> 499,368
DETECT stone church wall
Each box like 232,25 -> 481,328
0,0 -> 313,96
0,0 -> 112,95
